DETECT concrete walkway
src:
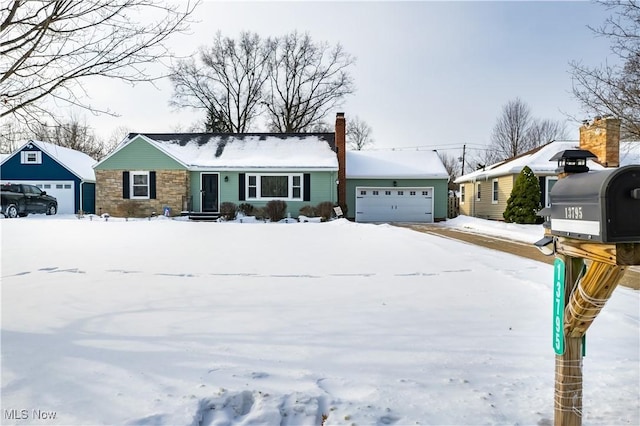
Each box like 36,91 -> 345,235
402,224 -> 639,290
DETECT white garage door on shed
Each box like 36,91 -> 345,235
355,187 -> 434,223
1,180 -> 75,214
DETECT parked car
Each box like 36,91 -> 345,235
1,183 -> 58,218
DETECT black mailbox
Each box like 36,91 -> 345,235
549,165 -> 640,243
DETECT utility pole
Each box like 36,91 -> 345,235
459,144 -> 466,176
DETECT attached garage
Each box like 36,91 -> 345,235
345,150 -> 450,223
355,187 -> 433,222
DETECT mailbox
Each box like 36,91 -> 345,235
549,165 -> 640,243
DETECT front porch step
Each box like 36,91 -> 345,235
183,212 -> 220,221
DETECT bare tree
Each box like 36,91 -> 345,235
524,118 -> 569,147
33,115 -> 104,159
0,119 -> 27,153
170,31 -> 272,132
346,116 -> 374,150
264,31 -> 356,132
488,98 -> 568,163
490,98 -> 532,160
1,0 -> 198,124
437,152 -> 460,190
570,0 -> 640,139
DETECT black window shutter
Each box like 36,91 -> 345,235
123,171 -> 130,199
238,173 -> 245,201
538,176 -> 545,207
303,173 -> 311,201
150,171 -> 156,199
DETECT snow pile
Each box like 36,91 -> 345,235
441,215 -> 545,244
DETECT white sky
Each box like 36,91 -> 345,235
76,0 -> 613,158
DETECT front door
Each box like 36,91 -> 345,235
201,174 -> 219,212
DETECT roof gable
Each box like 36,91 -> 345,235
347,149 -> 449,179
104,132 -> 339,170
95,134 -> 188,170
454,141 -> 606,183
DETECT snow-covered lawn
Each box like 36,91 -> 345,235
1,215 -> 638,425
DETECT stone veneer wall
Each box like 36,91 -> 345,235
579,117 -> 621,167
95,170 -> 190,217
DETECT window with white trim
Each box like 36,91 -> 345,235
545,177 -> 558,208
246,173 -> 303,200
476,183 -> 481,201
492,180 -> 499,204
21,151 -> 42,164
460,185 -> 465,203
131,171 -> 150,199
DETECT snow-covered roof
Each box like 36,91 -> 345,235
2,140 -> 97,181
454,141 -> 605,183
620,141 -> 640,166
346,149 -> 449,179
118,133 -> 339,170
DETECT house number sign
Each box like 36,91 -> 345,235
553,258 -> 565,355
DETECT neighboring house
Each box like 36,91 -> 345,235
0,140 -> 97,214
345,149 -> 449,222
455,116 -> 635,221
93,113 -> 449,223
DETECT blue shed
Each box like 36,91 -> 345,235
0,140 -> 97,214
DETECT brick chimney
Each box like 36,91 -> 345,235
335,112 -> 346,208
579,116 -> 621,167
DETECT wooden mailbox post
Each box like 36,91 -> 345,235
539,152 -> 640,426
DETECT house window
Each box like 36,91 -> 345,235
246,174 -> 303,200
360,190 -> 367,195
461,186 -> 465,203
373,190 -> 379,195
476,183 -> 481,201
410,191 -> 416,195
292,175 -> 301,199
20,151 -> 42,164
397,191 -> 404,195
385,191 -> 391,195
545,177 -> 558,208
131,171 -> 150,199
492,180 -> 499,204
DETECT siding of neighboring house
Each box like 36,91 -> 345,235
345,178 -> 449,221
486,176 -> 514,220
188,171 -> 338,215
1,143 -> 96,214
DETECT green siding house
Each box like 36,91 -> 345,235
345,150 -> 449,222
94,112 -> 450,222
93,132 -> 340,218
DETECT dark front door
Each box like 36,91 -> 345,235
201,174 -> 219,212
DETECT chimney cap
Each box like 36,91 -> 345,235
336,112 -> 345,117
549,149 -> 596,162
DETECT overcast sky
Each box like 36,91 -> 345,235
81,0 -> 613,159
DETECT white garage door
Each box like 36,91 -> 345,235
1,180 -> 75,214
355,187 -> 433,223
